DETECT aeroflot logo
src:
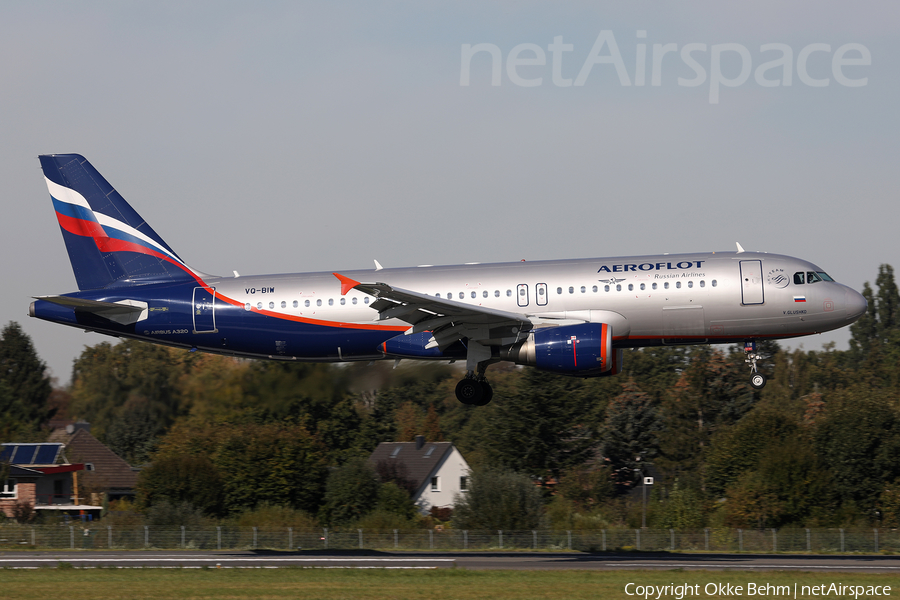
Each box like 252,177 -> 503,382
598,261 -> 705,273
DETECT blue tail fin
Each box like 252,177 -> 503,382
40,154 -> 199,291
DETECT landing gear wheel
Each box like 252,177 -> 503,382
455,379 -> 484,405
474,382 -> 493,406
750,373 -> 767,389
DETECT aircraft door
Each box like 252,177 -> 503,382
739,260 -> 764,305
536,283 -> 548,306
193,286 -> 218,333
517,284 -> 529,307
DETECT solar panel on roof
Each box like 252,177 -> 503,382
1,444 -> 63,465
11,445 -> 37,464
34,444 -> 60,464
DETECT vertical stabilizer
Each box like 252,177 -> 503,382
39,154 -> 199,290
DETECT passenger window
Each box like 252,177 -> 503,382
293,300 -> 298,308
483,290 -> 488,298
519,288 -> 526,296
628,284 -> 633,291
676,282 -> 681,289
616,284 -> 622,291
652,283 -> 657,290
592,285 -> 598,292
664,282 -> 669,290
580,286 -> 586,293
471,291 -> 477,299
328,299 -> 334,306
712,280 -> 717,287
640,283 -> 645,291
568,286 -> 574,294
688,281 -> 693,289
794,272 -> 805,285
604,285 -> 610,292
506,290 -> 512,297
459,292 -> 465,299
340,298 -> 345,305
364,297 -> 370,304
317,299 -> 322,307
257,302 -> 262,309
557,287 -> 563,295
494,290 -> 500,297
305,299 -> 310,307
352,297 -> 357,305
281,301 -> 286,308
244,303 -> 251,311
269,302 -> 275,309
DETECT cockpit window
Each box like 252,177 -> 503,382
818,272 -> 834,282
807,271 -> 822,284
794,272 -> 805,285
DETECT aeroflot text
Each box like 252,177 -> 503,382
460,31 -> 870,103
624,582 -> 891,599
598,261 -> 705,273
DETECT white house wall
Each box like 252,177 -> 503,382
415,447 -> 470,514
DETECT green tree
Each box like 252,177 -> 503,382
136,453 -> 224,516
0,322 -> 52,437
320,457 -> 381,526
452,467 -> 544,530
601,379 -> 661,487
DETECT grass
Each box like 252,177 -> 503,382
0,568 -> 898,600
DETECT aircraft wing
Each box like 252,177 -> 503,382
333,273 -> 531,349
34,296 -> 148,325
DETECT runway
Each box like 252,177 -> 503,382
1,550 -> 900,572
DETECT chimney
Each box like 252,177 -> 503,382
415,435 -> 425,450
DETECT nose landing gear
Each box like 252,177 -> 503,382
744,341 -> 767,389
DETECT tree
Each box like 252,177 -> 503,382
601,379 -> 661,487
136,453 -> 224,516
320,457 -> 381,526
0,322 -> 52,437
452,468 -> 544,530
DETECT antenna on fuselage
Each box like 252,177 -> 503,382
374,260 -> 384,271
735,242 -> 745,254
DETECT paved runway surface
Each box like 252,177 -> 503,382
2,550 -> 900,572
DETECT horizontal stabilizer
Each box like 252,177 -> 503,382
34,296 -> 148,325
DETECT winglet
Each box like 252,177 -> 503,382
333,273 -> 360,295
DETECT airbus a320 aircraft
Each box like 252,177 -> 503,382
30,154 -> 868,405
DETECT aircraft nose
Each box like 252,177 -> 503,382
845,287 -> 868,321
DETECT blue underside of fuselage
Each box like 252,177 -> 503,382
31,282 -> 425,361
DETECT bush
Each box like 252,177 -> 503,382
452,468 -> 544,531
227,503 -> 318,529
319,458 -> 380,526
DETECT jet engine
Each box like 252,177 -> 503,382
500,323 -> 623,377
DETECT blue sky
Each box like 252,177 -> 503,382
2,1 -> 897,382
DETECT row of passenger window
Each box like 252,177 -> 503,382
247,296 -> 373,311
246,279 -> 719,312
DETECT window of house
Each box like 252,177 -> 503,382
85,463 -> 95,472
424,445 -> 436,457
430,476 -> 440,492
459,476 -> 468,491
0,479 -> 15,499
391,446 -> 402,458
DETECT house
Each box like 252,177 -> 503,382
47,422 -> 140,503
0,443 -> 99,519
368,436 -> 471,515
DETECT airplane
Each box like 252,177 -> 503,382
30,154 -> 868,405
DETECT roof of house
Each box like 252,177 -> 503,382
367,441 -> 456,496
47,428 -> 138,491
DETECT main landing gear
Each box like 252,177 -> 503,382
455,341 -> 495,405
744,341 -> 767,390
455,376 -> 493,406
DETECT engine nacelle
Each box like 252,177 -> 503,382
500,323 -> 622,376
